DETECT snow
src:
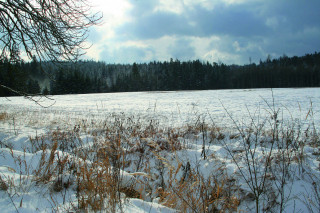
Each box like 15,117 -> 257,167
1,88 -> 319,129
0,88 -> 319,212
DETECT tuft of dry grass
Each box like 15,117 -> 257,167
0,176 -> 8,191
155,158 -> 240,212
0,112 -> 9,121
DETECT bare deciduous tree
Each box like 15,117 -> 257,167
0,0 -> 102,63
0,0 -> 101,102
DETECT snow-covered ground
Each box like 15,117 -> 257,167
0,88 -> 319,212
1,88 -> 319,129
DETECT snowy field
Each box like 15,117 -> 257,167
1,88 -> 319,129
0,88 -> 319,212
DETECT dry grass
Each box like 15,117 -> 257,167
156,160 -> 240,212
1,105 -> 319,212
0,176 -> 8,191
0,112 -> 9,121
24,116 -> 242,212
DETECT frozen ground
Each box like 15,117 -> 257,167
1,88 -> 319,129
0,88 -> 319,212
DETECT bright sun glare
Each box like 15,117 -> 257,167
91,0 -> 132,18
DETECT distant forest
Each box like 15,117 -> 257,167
0,52 -> 320,96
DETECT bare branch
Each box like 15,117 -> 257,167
0,0 -> 102,102
0,83 -> 56,108
0,0 -> 102,62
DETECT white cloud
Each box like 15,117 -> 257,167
90,0 -> 132,39
182,0 -> 216,10
91,0 -> 132,20
204,49 -> 241,64
84,42 -> 102,60
83,0 -> 320,65
222,0 -> 263,5
152,0 -> 216,14
265,16 -> 287,29
233,41 -> 241,52
266,17 -> 279,28
154,0 -> 185,14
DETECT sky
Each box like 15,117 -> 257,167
85,0 -> 320,65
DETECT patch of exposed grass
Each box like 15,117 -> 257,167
0,112 -> 9,121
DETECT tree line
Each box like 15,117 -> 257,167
0,52 -> 319,96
